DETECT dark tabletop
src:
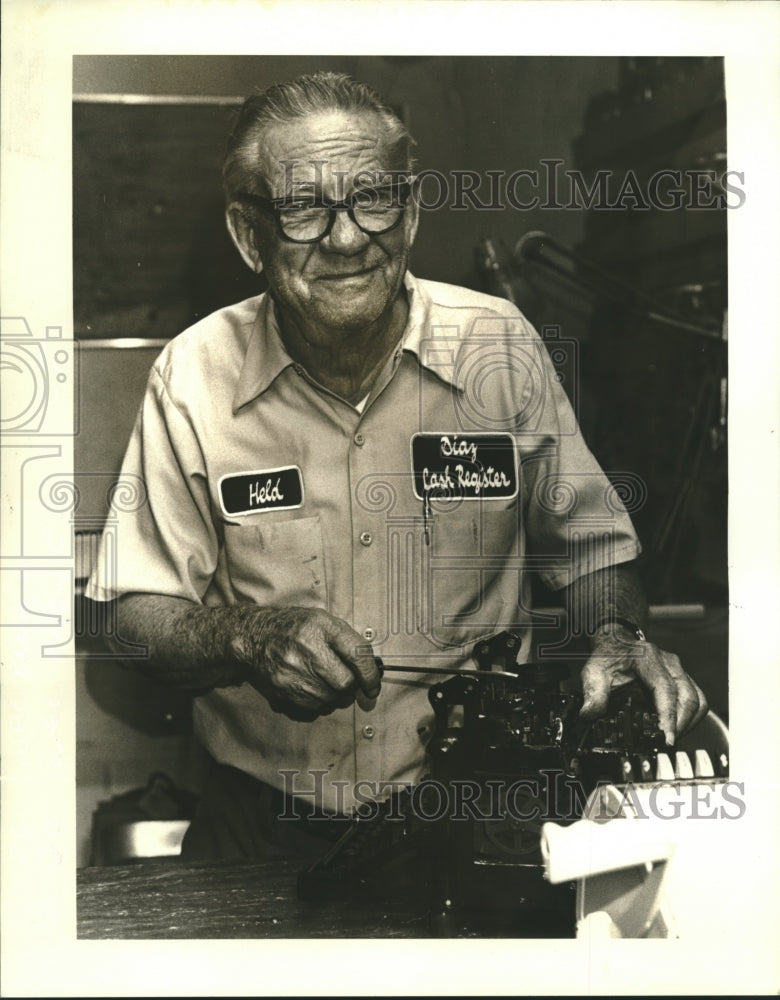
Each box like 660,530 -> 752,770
77,857 -> 433,939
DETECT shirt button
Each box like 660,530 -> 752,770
362,725 -> 375,740
363,627 -> 375,641
354,432 -> 365,446
359,531 -> 372,546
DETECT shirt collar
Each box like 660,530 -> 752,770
232,272 -> 463,413
398,272 -> 465,392
232,294 -> 296,413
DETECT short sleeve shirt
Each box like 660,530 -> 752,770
86,273 -> 641,813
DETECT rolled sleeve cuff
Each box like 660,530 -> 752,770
540,538 -> 643,592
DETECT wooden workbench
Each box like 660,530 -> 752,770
77,857 -> 574,939
77,857 -> 433,939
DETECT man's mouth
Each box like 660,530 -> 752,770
316,265 -> 380,282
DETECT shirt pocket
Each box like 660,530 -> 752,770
425,503 -> 520,649
221,515 -> 327,609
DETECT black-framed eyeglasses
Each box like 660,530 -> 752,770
236,181 -> 414,244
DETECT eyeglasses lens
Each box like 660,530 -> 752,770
278,188 -> 406,242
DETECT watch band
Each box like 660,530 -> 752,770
594,615 -> 647,642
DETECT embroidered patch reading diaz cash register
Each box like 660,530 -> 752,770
411,433 -> 518,500
218,466 -> 304,516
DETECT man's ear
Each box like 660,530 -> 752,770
225,204 -> 263,273
404,192 -> 420,249
404,182 -> 420,249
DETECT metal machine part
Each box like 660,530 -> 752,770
297,631 -> 727,937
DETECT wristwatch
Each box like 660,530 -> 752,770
594,615 -> 647,642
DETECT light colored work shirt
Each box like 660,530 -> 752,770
87,273 -> 641,813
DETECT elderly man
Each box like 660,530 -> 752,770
86,71 -> 707,859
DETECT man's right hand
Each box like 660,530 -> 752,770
110,594 -> 381,721
233,606 -> 381,720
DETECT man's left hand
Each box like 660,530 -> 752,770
579,634 -> 708,746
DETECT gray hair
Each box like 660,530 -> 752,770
222,71 -> 416,201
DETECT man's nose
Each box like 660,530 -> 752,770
324,209 -> 370,254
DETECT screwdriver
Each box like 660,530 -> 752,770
374,657 -> 520,681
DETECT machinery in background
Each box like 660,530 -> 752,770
475,230 -> 727,608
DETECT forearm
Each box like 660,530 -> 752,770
102,594 -> 381,717
106,593 -> 272,691
561,563 -> 648,647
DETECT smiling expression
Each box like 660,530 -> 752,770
249,110 -> 419,345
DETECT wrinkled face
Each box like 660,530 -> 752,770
249,110 -> 418,340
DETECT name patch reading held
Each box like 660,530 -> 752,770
411,433 -> 518,500
219,466 -> 304,517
